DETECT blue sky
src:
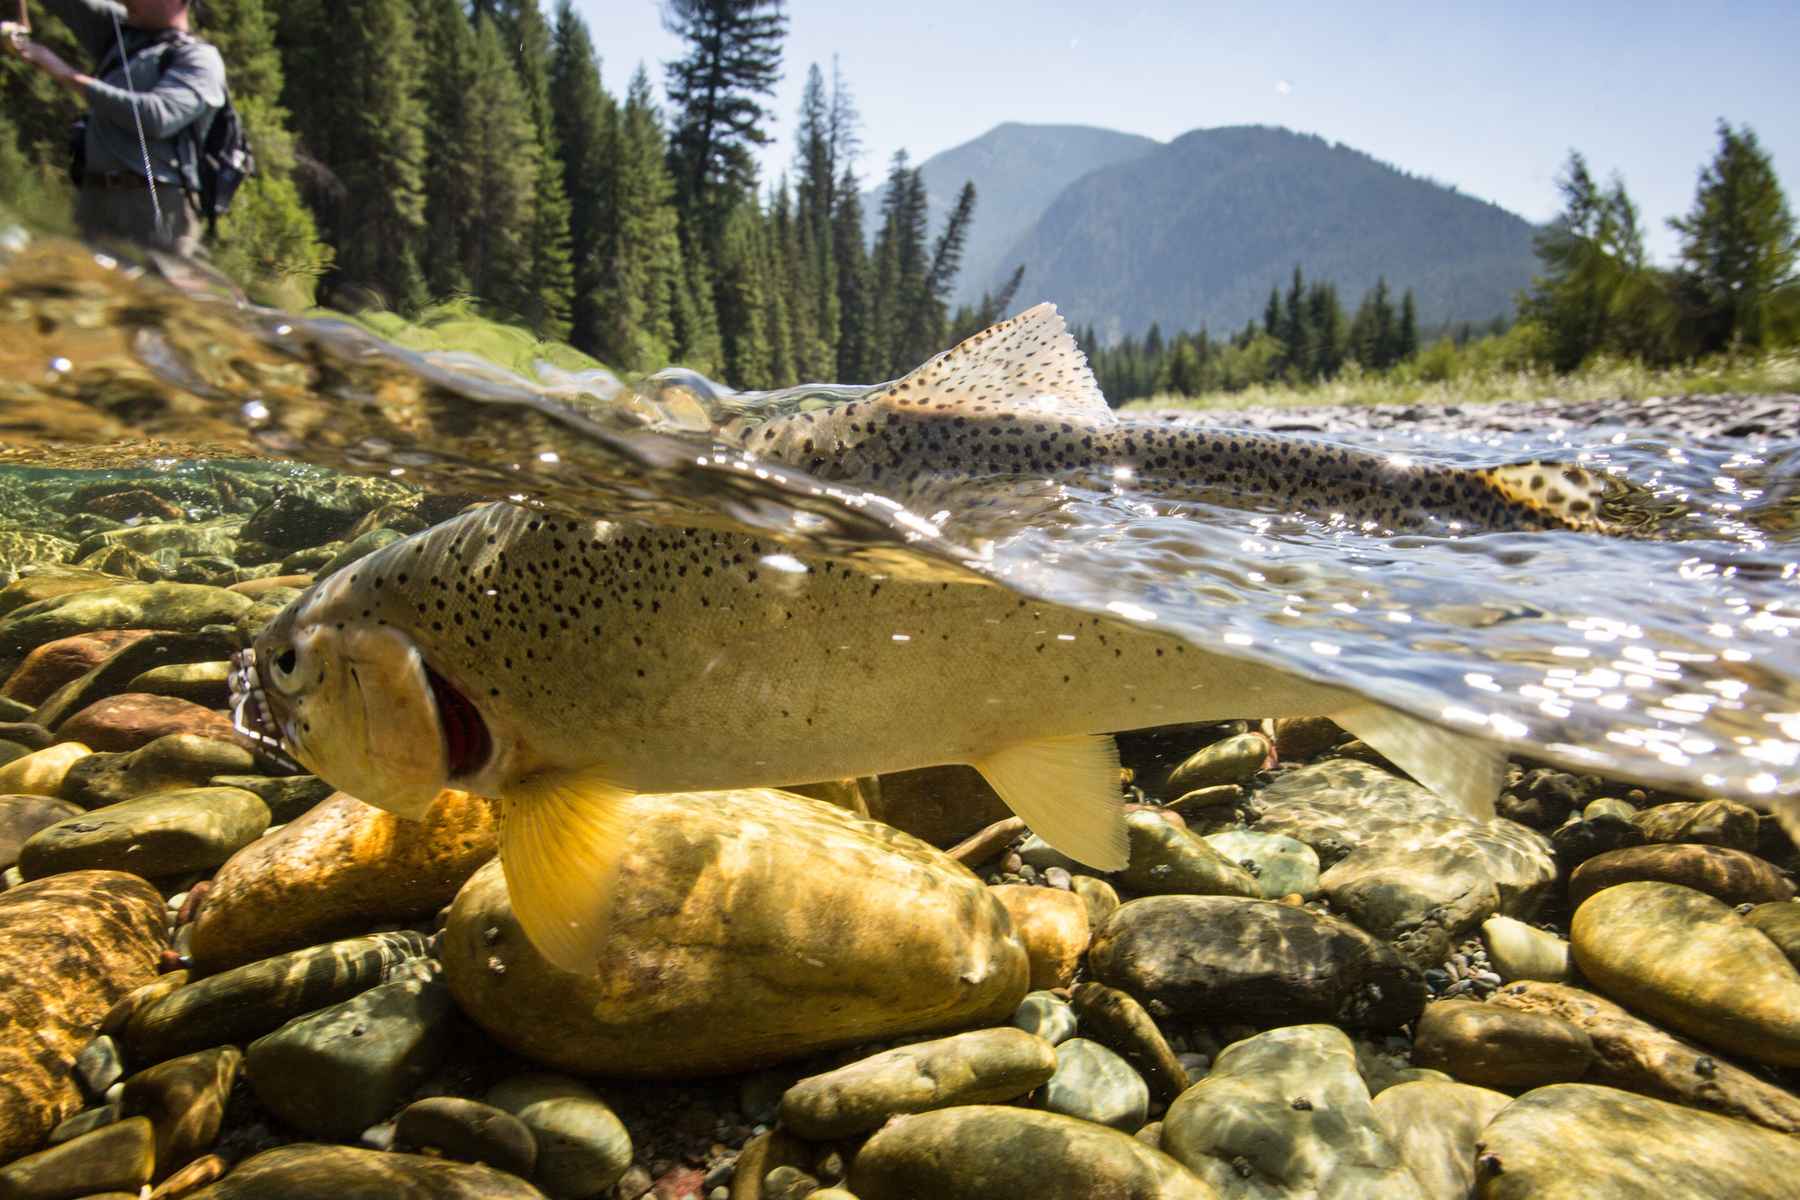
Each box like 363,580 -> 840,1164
573,1 -> 1800,264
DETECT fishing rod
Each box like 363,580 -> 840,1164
107,6 -> 166,227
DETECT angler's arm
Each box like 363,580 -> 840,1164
83,42 -> 224,137
29,0 -> 121,52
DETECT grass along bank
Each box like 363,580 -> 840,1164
1120,349 -> 1800,414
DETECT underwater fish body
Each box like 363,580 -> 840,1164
235,306 -> 1598,972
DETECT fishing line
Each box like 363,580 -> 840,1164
107,7 -> 165,228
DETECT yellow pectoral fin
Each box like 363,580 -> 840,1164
972,734 -> 1129,872
498,768 -> 636,975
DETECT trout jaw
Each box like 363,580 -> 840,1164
236,620 -> 463,821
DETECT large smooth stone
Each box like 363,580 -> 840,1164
1571,881 -> 1800,1067
987,884 -> 1090,989
18,787 -> 269,881
54,694 -> 236,754
1411,998 -> 1595,1089
1633,798 -> 1761,851
1473,1083 -> 1800,1198
1,630 -> 151,707
1088,896 -> 1425,1031
484,1074 -> 631,1199
60,734 -> 259,811
441,789 -> 1029,1076
1165,733 -> 1270,792
1069,982 -> 1190,1105
1370,1081 -> 1509,1200
1115,810 -> 1261,898
858,765 -> 1012,849
1202,828 -> 1320,899
0,795 -> 82,870
0,584 -> 249,680
1488,979 -> 1800,1133
1252,761 -> 1556,965
0,743 -> 91,798
0,871 -> 165,1160
1479,915 -> 1572,983
74,519 -> 242,562
780,1028 -> 1055,1139
1011,990 -> 1078,1044
0,1115 -> 155,1198
124,661 -> 232,708
849,1106 -> 1215,1200
1746,901 -> 1800,971
118,1046 -> 240,1176
1568,844 -> 1795,909
189,789 -> 497,971
124,930 -> 430,1064
0,574 -> 116,622
1035,1037 -> 1149,1132
1161,1024 -> 1423,1199
246,961 -> 450,1139
185,1144 -> 546,1198
394,1098 -> 536,1179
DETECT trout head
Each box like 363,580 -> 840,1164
229,578 -> 494,820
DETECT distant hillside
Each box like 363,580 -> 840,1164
863,123 -> 1162,307
985,125 -> 1539,341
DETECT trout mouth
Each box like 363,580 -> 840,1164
424,663 -> 491,781
227,648 -> 303,772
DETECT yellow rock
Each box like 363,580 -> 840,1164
441,788 -> 1028,1077
989,884 -> 1091,989
188,789 -> 497,971
1572,881 -> 1800,1068
0,741 -> 91,797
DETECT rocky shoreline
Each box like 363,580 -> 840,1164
0,453 -> 1797,1198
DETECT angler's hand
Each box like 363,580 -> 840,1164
1,21 -> 29,56
13,36 -> 80,87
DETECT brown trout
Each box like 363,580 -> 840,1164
231,305 -> 1602,972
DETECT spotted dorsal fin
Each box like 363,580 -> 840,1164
870,302 -> 1114,422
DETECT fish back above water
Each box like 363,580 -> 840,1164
736,304 -> 1621,535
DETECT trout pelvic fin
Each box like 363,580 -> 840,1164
498,768 -> 636,975
971,733 -> 1129,871
1332,703 -> 1505,822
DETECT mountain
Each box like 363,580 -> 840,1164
983,125 -> 1539,341
863,123 -> 1162,306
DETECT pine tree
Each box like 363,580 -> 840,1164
1522,152 -> 1662,370
486,0 -> 574,337
869,152 -> 930,376
454,17 -> 542,319
1669,121 -> 1799,352
913,180 -> 977,356
1397,290 -> 1420,360
831,164 -> 871,380
791,64 -> 839,378
714,199 -> 772,386
598,67 -> 689,372
548,1 -> 615,355
662,0 -> 788,239
194,0 -> 332,303
279,0 -> 430,311
413,0 -> 477,300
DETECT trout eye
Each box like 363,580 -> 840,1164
275,648 -> 298,676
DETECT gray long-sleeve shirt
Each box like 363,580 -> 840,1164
44,0 -> 225,184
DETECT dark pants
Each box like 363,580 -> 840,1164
76,181 -> 202,258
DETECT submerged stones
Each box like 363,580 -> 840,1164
484,1074 -> 631,1199
184,1143 -> 546,1199
1161,1024 -> 1422,1199
779,1028 -> 1056,1139
189,789 -> 497,971
0,871 -> 165,1159
849,1106 -> 1213,1200
1474,1084 -> 1800,1199
1410,998 -> 1595,1089
17,786 -> 269,881
441,789 -> 1028,1076
1088,895 -> 1426,1031
1252,760 -> 1557,965
1568,843 -> 1795,909
1571,881 -> 1800,1068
